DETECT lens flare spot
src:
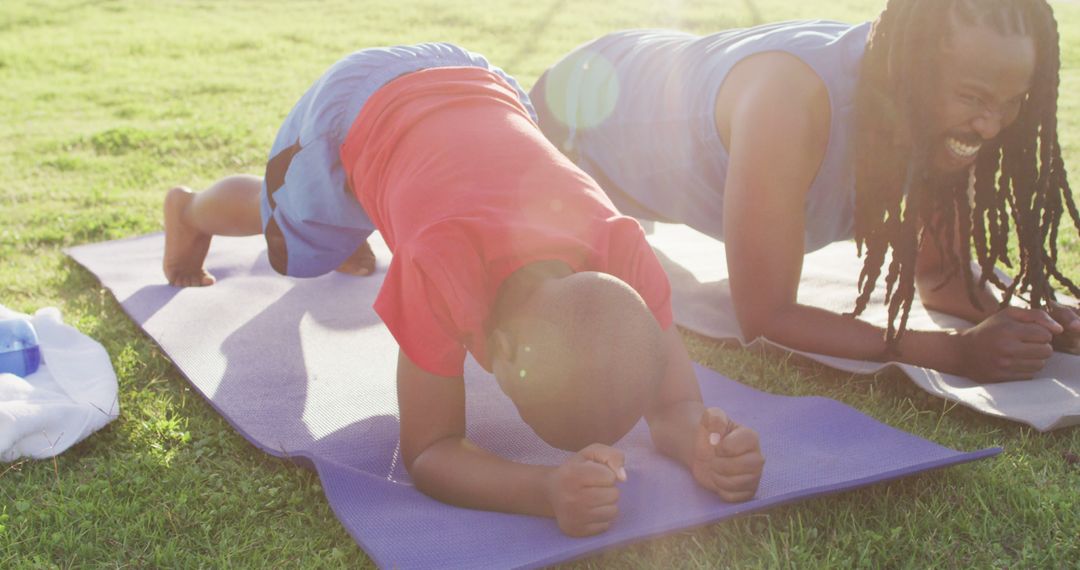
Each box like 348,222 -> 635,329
543,49 -> 620,138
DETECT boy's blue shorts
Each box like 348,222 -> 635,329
260,43 -> 536,278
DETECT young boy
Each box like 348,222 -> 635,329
162,44 -> 764,537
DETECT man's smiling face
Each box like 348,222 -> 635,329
926,16 -> 1036,175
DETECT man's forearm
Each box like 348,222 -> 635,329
756,302 -> 966,374
408,435 -> 555,517
917,269 -> 1000,324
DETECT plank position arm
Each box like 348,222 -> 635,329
397,350 -> 624,537
644,326 -> 765,502
916,218 -> 1080,364
716,53 -> 1063,382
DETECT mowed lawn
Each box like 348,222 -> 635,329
1,0 -> 1078,567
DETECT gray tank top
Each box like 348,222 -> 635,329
545,20 -> 871,252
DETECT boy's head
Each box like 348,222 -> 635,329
489,271 -> 667,451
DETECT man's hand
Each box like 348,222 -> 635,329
958,307 -> 1060,381
690,408 -> 764,502
1048,301 -> 1080,355
545,444 -> 626,537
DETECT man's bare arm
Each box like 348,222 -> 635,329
914,214 -> 999,323
715,51 -> 1058,381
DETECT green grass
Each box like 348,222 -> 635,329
2,0 -> 1079,567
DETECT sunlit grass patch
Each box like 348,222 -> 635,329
1,0 -> 1078,567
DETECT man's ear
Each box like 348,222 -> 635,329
491,328 -> 516,363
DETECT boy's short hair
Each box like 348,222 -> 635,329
505,272 -> 667,451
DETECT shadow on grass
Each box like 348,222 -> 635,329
59,246 -> 407,475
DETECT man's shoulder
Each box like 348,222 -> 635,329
714,51 -> 831,151
731,51 -> 829,111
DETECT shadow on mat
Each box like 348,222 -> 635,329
203,265 -> 408,477
121,284 -> 181,323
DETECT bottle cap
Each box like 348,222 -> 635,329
0,318 -> 42,377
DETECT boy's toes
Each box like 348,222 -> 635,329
336,241 -> 376,276
171,270 -> 216,288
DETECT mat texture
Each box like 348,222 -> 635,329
647,223 -> 1080,432
67,233 -> 997,569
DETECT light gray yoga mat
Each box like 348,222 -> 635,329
66,231 -> 997,569
647,222 -> 1080,432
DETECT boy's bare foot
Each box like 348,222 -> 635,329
163,186 -> 216,287
336,241 -> 377,276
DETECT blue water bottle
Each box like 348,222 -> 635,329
0,318 -> 42,376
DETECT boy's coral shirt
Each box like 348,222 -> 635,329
341,67 -> 672,377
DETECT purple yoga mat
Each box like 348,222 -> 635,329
67,233 -> 998,569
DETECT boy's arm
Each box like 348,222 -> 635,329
643,328 -> 764,502
398,350 -> 625,536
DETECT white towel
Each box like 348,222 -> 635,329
647,223 -> 1080,432
0,304 -> 119,461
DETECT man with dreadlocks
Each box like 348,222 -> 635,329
530,0 -> 1080,382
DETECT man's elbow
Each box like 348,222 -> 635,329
735,308 -> 769,341
736,305 -> 790,343
738,319 -> 767,342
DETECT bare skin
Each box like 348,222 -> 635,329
162,174 -> 376,287
163,186 -> 218,287
335,240 -> 377,276
401,328 -> 763,537
400,272 -> 763,537
711,20 -> 1079,382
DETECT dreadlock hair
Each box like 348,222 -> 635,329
852,0 -> 1078,355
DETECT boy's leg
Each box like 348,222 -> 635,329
163,174 -> 376,287
163,175 -> 262,287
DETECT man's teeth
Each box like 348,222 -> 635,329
946,137 -> 981,158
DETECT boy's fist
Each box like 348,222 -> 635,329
546,443 -> 627,537
691,407 -> 764,502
